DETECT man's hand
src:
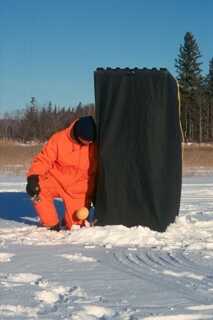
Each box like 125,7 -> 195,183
26,175 -> 40,199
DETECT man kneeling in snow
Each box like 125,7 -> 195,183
26,116 -> 97,231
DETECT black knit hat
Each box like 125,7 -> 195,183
73,116 -> 96,143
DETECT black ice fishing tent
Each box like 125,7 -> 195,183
94,68 -> 183,232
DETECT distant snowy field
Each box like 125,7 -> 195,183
0,174 -> 213,319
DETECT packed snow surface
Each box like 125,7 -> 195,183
0,174 -> 213,319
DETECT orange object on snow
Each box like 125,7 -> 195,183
75,207 -> 89,220
27,120 -> 97,230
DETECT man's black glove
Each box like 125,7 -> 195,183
26,175 -> 40,198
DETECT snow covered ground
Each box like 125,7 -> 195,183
0,174 -> 213,319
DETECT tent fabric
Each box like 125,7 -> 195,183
94,68 -> 182,232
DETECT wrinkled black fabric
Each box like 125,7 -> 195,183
94,68 -> 182,232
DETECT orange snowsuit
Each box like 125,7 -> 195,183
27,121 -> 97,229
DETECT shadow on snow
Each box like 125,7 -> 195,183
0,192 -> 64,226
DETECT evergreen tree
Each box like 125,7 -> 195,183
175,32 -> 203,142
205,58 -> 213,140
206,58 -> 213,96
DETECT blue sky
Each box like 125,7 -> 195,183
0,0 -> 213,113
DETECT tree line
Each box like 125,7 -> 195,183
1,31 -> 213,142
0,99 -> 95,142
175,32 -> 213,142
